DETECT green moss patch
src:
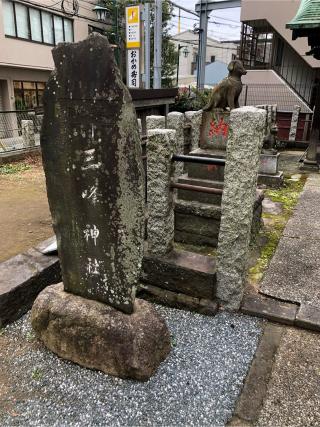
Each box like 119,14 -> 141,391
0,162 -> 31,175
249,176 -> 307,287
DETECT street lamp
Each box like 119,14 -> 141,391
176,44 -> 190,86
93,4 -> 109,22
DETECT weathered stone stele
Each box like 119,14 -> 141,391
40,34 -> 145,314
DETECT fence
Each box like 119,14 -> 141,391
0,110 -> 43,152
240,84 -> 313,114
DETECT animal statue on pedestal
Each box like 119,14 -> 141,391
203,60 -> 247,111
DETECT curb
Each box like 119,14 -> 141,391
241,293 -> 320,332
228,323 -> 284,426
0,237 -> 61,327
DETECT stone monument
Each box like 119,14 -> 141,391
31,34 -> 171,381
257,105 -> 284,188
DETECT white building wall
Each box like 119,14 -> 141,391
172,31 -> 238,80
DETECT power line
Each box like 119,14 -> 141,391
170,20 -> 240,40
170,12 -> 240,28
170,36 -> 238,50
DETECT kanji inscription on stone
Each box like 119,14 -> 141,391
40,34 -> 145,314
200,111 -> 230,150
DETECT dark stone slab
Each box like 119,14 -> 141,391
175,211 -> 221,238
295,304 -> 320,331
241,293 -> 298,325
138,283 -> 218,316
257,171 -> 284,188
174,191 -> 263,247
0,248 -> 60,327
177,175 -> 223,205
187,148 -> 226,181
174,230 -> 218,247
141,249 -> 216,300
40,34 -> 145,314
232,323 -> 284,424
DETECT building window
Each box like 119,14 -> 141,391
232,54 -> 237,60
14,81 -> 46,110
211,55 -> 215,63
3,0 -> 74,45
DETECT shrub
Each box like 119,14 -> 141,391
171,86 -> 212,113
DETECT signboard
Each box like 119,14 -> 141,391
127,49 -> 140,89
126,5 -> 141,49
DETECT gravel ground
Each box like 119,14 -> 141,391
0,306 -> 262,427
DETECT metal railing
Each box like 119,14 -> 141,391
171,154 -> 224,195
0,110 -> 43,152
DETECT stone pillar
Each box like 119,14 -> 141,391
185,110 -> 202,151
146,115 -> 165,130
167,111 -> 185,177
137,118 -> 143,136
289,105 -> 301,142
147,129 -> 175,256
217,106 -> 266,310
21,120 -> 35,147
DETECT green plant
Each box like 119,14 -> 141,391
26,331 -> 36,342
0,163 -> 31,175
171,87 -> 212,112
32,368 -> 43,381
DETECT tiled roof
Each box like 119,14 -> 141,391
287,0 -> 320,29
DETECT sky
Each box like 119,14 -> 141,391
170,0 -> 241,41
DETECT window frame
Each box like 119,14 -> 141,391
3,0 -> 74,46
13,80 -> 46,109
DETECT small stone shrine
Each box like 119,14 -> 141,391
257,105 -> 284,188
174,107 -> 263,246
31,34 -> 171,381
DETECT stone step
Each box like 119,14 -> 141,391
174,200 -> 221,246
141,249 -> 217,301
174,191 -> 264,246
187,148 -> 226,181
176,175 -> 223,205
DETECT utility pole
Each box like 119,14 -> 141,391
153,0 -> 162,89
144,2 -> 151,89
195,0 -> 241,90
197,0 -> 209,90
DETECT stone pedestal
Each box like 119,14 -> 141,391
31,284 -> 171,381
258,152 -> 284,188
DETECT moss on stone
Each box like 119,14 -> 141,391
248,176 -> 306,287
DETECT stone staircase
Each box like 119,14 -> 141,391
174,147 -> 264,246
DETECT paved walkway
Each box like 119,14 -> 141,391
261,173 -> 320,307
233,173 -> 320,427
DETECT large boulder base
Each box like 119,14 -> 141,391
31,283 -> 171,381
